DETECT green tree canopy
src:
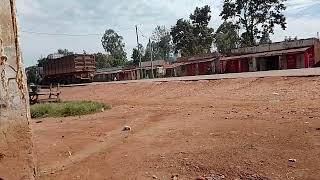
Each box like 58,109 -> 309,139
101,29 -> 127,67
259,31 -> 272,44
171,5 -> 214,56
37,57 -> 47,67
220,0 -> 287,47
171,19 -> 194,56
57,49 -> 74,56
214,21 -> 239,55
143,40 -> 158,62
151,26 -> 172,60
190,5 -> 214,54
25,66 -> 37,84
132,43 -> 144,66
131,48 -> 140,66
94,53 -> 113,69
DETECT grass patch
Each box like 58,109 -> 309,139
30,101 -> 110,119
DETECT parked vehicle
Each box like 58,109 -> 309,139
40,54 -> 96,84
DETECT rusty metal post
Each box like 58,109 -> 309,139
0,0 -> 35,179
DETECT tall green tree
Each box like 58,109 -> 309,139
132,48 -> 140,66
171,5 -> 214,56
190,5 -> 214,53
171,19 -> 194,56
143,40 -> 158,62
220,0 -> 287,46
214,22 -> 239,55
94,53 -> 112,69
101,29 -> 127,67
132,43 -> 144,66
259,31 -> 272,44
25,66 -> 37,84
37,57 -> 47,67
151,26 -> 172,60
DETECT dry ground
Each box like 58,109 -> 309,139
32,77 -> 320,180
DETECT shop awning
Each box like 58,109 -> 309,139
221,47 -> 310,61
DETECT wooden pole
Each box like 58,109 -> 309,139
135,25 -> 143,79
149,39 -> 154,79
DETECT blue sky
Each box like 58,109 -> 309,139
16,0 -> 320,67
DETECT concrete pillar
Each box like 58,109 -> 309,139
211,60 -> 215,74
0,0 -> 35,179
214,56 -> 221,74
278,56 -> 282,69
195,63 -> 199,75
249,57 -> 257,72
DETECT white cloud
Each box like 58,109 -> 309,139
286,0 -> 320,12
273,16 -> 320,41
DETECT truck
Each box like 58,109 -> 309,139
40,54 -> 96,84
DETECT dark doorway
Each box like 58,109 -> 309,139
266,56 -> 279,70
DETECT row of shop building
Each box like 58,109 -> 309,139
94,38 -> 320,82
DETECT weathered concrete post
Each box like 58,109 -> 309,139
0,0 -> 35,179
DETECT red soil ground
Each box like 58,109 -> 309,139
33,77 -> 320,180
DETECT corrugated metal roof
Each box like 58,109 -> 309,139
141,60 -> 167,67
231,38 -> 318,55
222,47 -> 310,61
165,58 -> 215,69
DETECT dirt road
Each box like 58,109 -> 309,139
33,76 -> 320,180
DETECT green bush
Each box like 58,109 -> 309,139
30,101 -> 110,119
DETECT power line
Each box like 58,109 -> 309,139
20,24 -> 138,37
137,28 -> 158,41
137,28 -> 150,40
21,30 -> 104,36
135,25 -> 143,78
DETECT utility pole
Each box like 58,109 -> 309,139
135,25 -> 143,79
149,39 -> 154,79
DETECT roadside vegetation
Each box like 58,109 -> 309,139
30,101 -> 110,119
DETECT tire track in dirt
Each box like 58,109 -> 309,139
39,110 -> 174,177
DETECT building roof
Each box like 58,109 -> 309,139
140,60 -> 167,67
222,47 -> 310,61
177,53 -> 217,62
231,38 -> 319,55
97,67 -> 124,73
165,58 -> 215,69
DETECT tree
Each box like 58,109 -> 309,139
190,5 -> 214,54
25,66 -> 37,84
95,53 -> 112,69
171,5 -> 214,56
101,29 -> 127,67
132,43 -> 144,66
143,40 -> 158,62
132,48 -> 140,66
214,22 -> 239,55
57,49 -> 74,56
37,57 -> 48,67
220,0 -> 287,46
171,19 -> 194,56
151,26 -> 172,60
259,31 -> 272,44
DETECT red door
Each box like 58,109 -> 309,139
287,54 -> 296,69
240,59 -> 249,72
304,47 -> 315,68
226,60 -> 239,73
198,62 -> 212,75
186,64 -> 197,76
